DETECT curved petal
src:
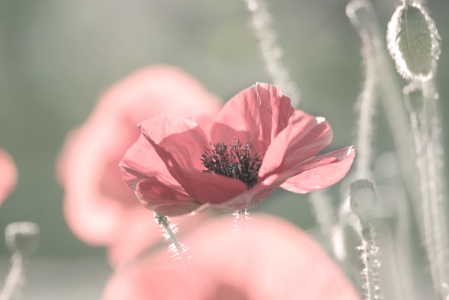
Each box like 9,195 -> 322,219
177,169 -> 248,207
103,262 -> 205,300
259,111 -> 332,181
273,146 -> 355,193
138,115 -> 250,210
136,179 -> 201,216
206,181 -> 277,212
102,214 -> 361,300
211,83 -> 295,154
187,214 -> 361,300
120,134 -> 180,191
0,148 -> 17,206
139,115 -> 208,174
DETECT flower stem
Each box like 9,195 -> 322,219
404,81 -> 449,298
153,212 -> 189,268
308,190 -> 337,250
346,0 -> 377,180
347,0 -> 418,203
403,0 -> 412,6
346,3 -> 420,299
242,0 -> 300,107
0,254 -> 25,300
358,225 -> 382,300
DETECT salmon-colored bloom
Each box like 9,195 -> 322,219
57,65 -> 221,266
102,214 -> 361,300
0,148 -> 17,206
121,83 -> 355,216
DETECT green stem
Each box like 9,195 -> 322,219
153,212 -> 189,268
0,254 -> 25,300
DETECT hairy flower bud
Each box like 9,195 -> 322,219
5,222 -> 39,256
350,179 -> 378,227
387,3 -> 441,81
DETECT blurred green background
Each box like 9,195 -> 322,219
0,0 -> 448,298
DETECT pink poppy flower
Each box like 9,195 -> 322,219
0,148 -> 17,206
121,83 -> 355,216
57,65 -> 222,266
102,214 -> 361,300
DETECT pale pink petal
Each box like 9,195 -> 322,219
102,214 -> 361,300
138,115 -> 251,209
259,111 -> 332,180
276,146 -> 355,193
120,134 -> 180,191
205,182 -> 277,212
177,169 -> 248,206
58,65 -> 221,258
136,180 -> 201,216
0,148 -> 17,206
211,83 -> 294,154
188,214 -> 361,300
103,265 -> 204,300
139,115 -> 208,173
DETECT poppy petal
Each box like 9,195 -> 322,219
274,146 -> 355,193
120,134 -> 181,191
259,111 -> 332,180
139,115 -> 208,174
136,180 -> 201,216
211,83 -> 294,154
176,169 -> 248,206
0,148 -> 17,206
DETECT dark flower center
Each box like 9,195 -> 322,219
200,138 -> 263,189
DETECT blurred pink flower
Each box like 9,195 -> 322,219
121,83 -> 355,216
102,213 -> 361,300
57,65 -> 222,267
0,148 -> 17,206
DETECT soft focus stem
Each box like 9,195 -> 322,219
346,1 -> 417,299
359,225 -> 382,300
153,212 -> 188,268
349,0 -> 417,201
422,82 -> 449,295
403,0 -> 412,6
308,190 -> 337,246
405,81 -> 449,298
346,0 -> 377,180
242,0 -> 300,107
0,253 -> 25,300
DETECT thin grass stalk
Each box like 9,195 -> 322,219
308,190 -> 341,264
345,0 -> 418,230
346,0 -> 377,180
346,1 -> 419,299
358,226 -> 382,300
242,0 -> 300,107
423,81 -> 449,297
0,254 -> 25,300
153,212 -> 189,269
403,80 -> 449,298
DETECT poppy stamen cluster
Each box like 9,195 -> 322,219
201,138 -> 263,189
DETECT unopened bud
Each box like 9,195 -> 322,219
387,4 -> 441,81
350,180 -> 378,227
5,222 -> 39,256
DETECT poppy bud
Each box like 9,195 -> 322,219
5,222 -> 39,257
350,179 -> 378,227
387,4 -> 441,81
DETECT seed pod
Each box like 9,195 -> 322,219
5,222 -> 40,257
349,179 -> 378,228
387,3 -> 441,81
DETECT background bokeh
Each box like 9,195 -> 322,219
0,0 -> 448,298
